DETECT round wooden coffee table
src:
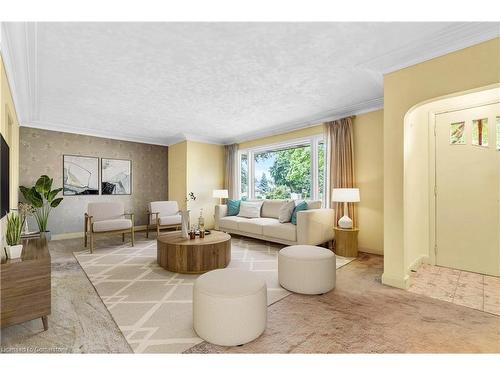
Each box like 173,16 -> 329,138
157,230 -> 231,274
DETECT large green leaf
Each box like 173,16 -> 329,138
47,188 -> 63,202
29,187 -> 44,208
35,175 -> 52,196
50,197 -> 63,208
19,186 -> 31,200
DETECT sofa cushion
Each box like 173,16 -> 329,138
158,214 -> 181,226
227,199 -> 241,216
237,201 -> 263,218
93,219 -> 132,232
278,200 -> 295,223
291,201 -> 308,225
261,199 -> 287,219
219,216 -> 247,231
238,218 -> 279,235
263,222 -> 297,242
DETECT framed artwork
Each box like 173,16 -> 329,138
63,155 -> 99,195
101,158 -> 132,195
450,121 -> 466,145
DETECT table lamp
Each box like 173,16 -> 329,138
332,188 -> 360,229
213,189 -> 229,205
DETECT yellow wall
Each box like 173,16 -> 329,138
186,141 -> 224,229
382,37 -> 500,289
0,54 -> 20,245
353,110 -> 384,254
167,140 -> 188,209
239,124 -> 324,149
168,140 -> 225,229
237,110 -> 385,254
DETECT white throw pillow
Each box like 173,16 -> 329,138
237,201 -> 263,218
278,200 -> 295,223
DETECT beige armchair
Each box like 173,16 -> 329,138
84,202 -> 135,253
146,201 -> 181,238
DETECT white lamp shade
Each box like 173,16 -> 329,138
213,189 -> 229,199
331,188 -> 360,202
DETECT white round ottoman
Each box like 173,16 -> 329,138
278,245 -> 336,294
193,269 -> 267,346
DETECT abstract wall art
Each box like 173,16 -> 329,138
101,158 -> 132,195
63,155 -> 99,195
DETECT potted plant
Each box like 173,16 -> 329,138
5,211 -> 23,259
20,175 -> 63,241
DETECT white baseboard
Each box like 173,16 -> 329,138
381,272 -> 410,290
408,255 -> 429,272
51,225 -> 149,241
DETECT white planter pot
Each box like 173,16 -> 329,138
6,244 -> 23,259
180,210 -> 190,239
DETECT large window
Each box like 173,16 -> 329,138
238,135 -> 326,204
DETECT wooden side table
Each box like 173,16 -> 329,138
1,237 -> 51,330
333,227 -> 359,257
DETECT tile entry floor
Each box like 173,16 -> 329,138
408,264 -> 500,316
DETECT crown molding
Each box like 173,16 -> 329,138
359,22 -> 500,74
22,120 -> 172,146
225,97 -> 384,145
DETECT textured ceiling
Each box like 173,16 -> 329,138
2,22 -> 499,145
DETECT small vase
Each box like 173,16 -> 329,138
6,244 -> 23,259
180,210 -> 190,239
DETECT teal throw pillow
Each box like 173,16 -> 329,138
227,199 -> 241,216
291,201 -> 308,225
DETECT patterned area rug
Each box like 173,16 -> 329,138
74,235 -> 354,353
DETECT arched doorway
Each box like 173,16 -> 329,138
404,85 -> 500,277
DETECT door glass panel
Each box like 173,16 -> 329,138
450,122 -> 466,144
472,118 -> 488,147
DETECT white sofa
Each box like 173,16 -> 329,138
214,199 -> 335,246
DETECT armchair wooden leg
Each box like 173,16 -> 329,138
90,232 -> 94,254
122,233 -> 125,242
157,224 -> 160,238
146,224 -> 149,238
84,217 -> 88,247
131,227 -> 135,247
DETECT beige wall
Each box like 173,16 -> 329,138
383,37 -> 500,289
19,127 -> 168,236
186,141 -> 224,229
237,110 -> 384,254
404,107 -> 430,271
0,55 -> 20,247
239,124 -> 324,150
353,110 -> 384,254
168,140 -> 187,209
168,140 -> 225,229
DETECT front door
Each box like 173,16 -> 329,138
435,103 -> 500,276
